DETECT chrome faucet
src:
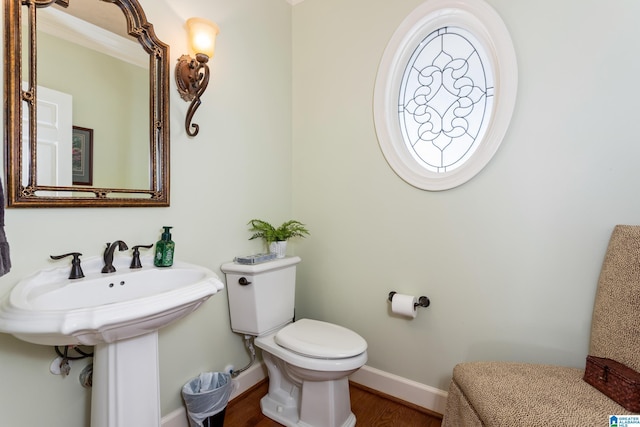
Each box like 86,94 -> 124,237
102,240 -> 129,273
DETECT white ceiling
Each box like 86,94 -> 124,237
56,0 -> 306,37
53,1 -> 128,38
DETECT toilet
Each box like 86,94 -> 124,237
221,256 -> 367,427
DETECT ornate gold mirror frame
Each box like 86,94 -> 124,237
4,0 -> 170,207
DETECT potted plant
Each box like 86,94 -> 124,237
248,219 -> 310,258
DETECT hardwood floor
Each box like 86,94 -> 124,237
224,380 -> 443,427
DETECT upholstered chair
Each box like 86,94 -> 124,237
442,225 -> 640,426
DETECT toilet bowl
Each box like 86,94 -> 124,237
220,257 -> 368,427
255,319 -> 367,427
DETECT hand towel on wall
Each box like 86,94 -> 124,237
0,178 -> 11,276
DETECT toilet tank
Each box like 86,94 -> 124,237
221,256 -> 301,336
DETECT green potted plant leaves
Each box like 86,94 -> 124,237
248,219 -> 310,258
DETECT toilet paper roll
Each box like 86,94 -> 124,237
391,293 -> 417,318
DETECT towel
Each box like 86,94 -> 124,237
0,177 -> 11,276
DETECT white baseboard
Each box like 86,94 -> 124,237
349,365 -> 448,415
161,363 -> 267,427
161,409 -> 187,427
161,363 -> 446,426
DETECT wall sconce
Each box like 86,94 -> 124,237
175,18 -> 220,137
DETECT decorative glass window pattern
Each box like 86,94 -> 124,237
399,27 -> 493,173
374,0 -> 517,191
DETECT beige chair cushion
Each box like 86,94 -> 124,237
444,361 -> 633,426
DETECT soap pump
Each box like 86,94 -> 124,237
154,226 -> 175,267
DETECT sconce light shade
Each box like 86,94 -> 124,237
176,17 -> 220,137
187,18 -> 219,59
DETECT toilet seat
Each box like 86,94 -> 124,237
255,318 -> 368,372
275,318 -> 367,359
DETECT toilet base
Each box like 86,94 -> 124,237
260,389 -> 356,427
259,351 -> 358,427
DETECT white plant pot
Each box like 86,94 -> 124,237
269,241 -> 287,258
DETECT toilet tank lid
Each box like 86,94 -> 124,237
275,318 -> 367,359
221,256 -> 301,274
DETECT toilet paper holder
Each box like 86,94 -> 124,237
388,291 -> 430,308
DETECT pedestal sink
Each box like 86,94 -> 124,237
0,255 -> 224,427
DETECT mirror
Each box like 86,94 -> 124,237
4,0 -> 170,207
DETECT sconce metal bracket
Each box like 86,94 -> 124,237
175,53 -> 210,136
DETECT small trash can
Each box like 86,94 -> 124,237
182,372 -> 233,427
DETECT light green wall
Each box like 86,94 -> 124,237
292,0 -> 640,391
0,0 -> 292,425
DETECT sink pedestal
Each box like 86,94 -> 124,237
91,331 -> 161,427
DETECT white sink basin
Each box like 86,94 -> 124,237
0,255 -> 224,346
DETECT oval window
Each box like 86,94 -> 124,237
374,0 -> 518,191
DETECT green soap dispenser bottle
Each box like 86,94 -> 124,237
154,226 -> 175,267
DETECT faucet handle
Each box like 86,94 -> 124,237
130,244 -> 153,269
50,252 -> 85,279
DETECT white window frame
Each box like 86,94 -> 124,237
374,0 -> 518,191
